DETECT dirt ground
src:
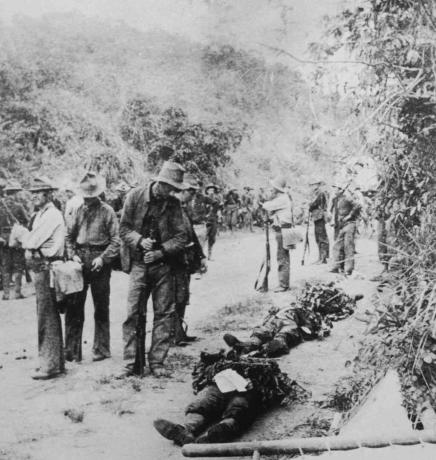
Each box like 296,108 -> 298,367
0,226 -> 381,460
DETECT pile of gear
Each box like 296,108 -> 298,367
297,281 -> 359,321
192,350 -> 309,408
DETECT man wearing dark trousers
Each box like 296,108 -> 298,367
120,161 -> 188,377
65,172 -> 120,362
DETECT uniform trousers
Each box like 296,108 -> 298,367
64,248 -> 111,361
333,222 -> 357,274
29,259 -> 64,375
122,261 -> 174,368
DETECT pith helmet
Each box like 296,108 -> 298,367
153,161 -> 186,190
79,172 -> 106,198
270,176 -> 287,193
4,180 -> 23,193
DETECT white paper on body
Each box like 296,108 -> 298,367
213,369 -> 249,393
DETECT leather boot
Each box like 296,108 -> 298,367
195,418 -> 237,444
223,334 -> 261,353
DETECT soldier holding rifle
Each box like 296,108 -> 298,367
119,160 -> 188,377
262,176 -> 294,292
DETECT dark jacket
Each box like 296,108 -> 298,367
119,183 -> 188,273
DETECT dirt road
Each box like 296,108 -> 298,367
0,227 -> 381,460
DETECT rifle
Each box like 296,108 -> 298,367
301,214 -> 310,266
255,219 -> 271,292
133,288 -> 146,377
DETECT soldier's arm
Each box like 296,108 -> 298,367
100,206 -> 121,264
119,189 -> 143,249
65,207 -> 80,259
160,201 -> 188,256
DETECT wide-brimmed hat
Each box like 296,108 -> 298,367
184,174 -> 200,190
79,172 -> 106,198
29,177 -> 58,193
270,176 -> 287,193
4,180 -> 23,193
153,161 -> 186,190
205,183 -> 219,193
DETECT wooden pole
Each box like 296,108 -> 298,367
182,430 -> 436,457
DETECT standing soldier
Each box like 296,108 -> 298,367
120,161 -> 188,377
203,184 -> 221,261
173,174 -> 207,345
65,172 -> 120,362
330,183 -> 361,275
224,189 -> 240,232
241,187 -> 254,232
262,177 -> 294,292
22,178 -> 65,380
308,179 -> 329,264
0,181 -> 29,300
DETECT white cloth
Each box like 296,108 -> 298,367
50,260 -> 83,302
213,369 -> 249,393
262,192 -> 293,226
23,202 -> 66,258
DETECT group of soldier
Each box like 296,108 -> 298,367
0,162 -> 212,380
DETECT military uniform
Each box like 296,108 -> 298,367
309,189 -> 329,263
120,163 -> 188,373
23,179 -> 66,379
0,193 -> 29,300
331,191 -> 361,275
204,192 -> 220,260
65,173 -> 120,362
263,179 -> 294,291
173,204 -> 205,343
224,190 -> 239,232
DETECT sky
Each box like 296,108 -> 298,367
0,0 -> 352,58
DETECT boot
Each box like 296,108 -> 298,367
207,247 -> 213,261
195,418 -> 237,444
2,272 -> 11,300
223,334 -> 260,353
153,419 -> 195,446
14,271 -> 24,299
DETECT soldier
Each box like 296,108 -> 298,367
223,189 -> 240,232
65,172 -> 120,362
308,179 -> 330,264
330,183 -> 361,275
173,174 -> 207,345
241,186 -> 254,232
0,181 -> 29,300
111,181 -> 130,218
120,161 -> 188,377
22,178 -> 65,380
203,184 -> 221,261
262,176 -> 294,292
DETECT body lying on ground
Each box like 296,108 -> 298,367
224,285 -> 363,358
153,351 -> 308,445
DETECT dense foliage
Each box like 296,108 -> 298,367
326,0 -> 436,417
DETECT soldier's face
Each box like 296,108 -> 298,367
156,182 -> 177,198
32,191 -> 49,208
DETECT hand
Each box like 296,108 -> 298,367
25,249 -> 32,261
143,250 -> 162,264
91,256 -> 104,272
139,237 -> 155,251
72,255 -> 82,264
199,258 -> 208,274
